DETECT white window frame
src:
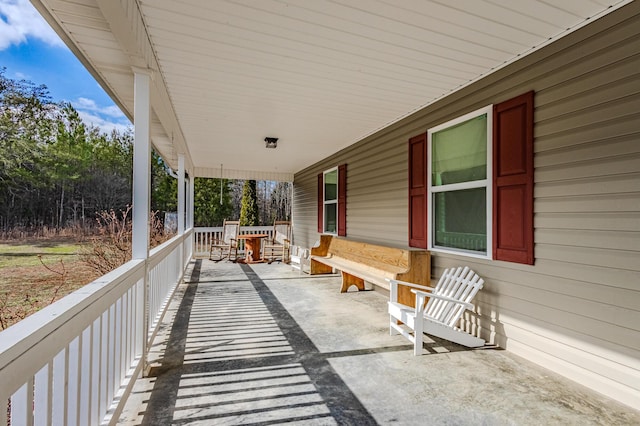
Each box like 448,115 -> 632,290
323,167 -> 338,235
427,105 -> 493,260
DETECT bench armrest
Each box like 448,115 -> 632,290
411,289 -> 474,312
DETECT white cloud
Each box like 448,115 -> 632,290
72,97 -> 130,135
0,0 -> 63,50
73,96 -> 127,118
77,109 -> 131,135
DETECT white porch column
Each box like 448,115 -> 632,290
177,154 -> 185,234
189,176 -> 195,229
132,69 -> 151,368
132,71 -> 151,260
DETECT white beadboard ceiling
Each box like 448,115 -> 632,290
32,0 -> 631,181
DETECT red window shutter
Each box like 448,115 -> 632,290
408,133 -> 428,249
493,91 -> 534,264
317,173 -> 323,233
338,164 -> 347,236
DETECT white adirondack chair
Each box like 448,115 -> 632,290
388,266 -> 485,355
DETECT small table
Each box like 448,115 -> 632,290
236,234 -> 269,263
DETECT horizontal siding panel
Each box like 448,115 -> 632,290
533,259 -> 640,292
534,173 -> 640,197
533,50 -> 640,116
535,212 -> 640,232
535,95 -> 639,139
483,277 -> 639,332
534,113 -> 640,152
536,153 -> 640,182
349,164 -> 406,184
535,244 -> 639,270
434,254 -> 640,309
535,134 -> 639,167
536,229 -> 640,251
536,72 -> 640,123
535,193 -> 640,213
348,197 -> 406,210
477,292 -> 640,352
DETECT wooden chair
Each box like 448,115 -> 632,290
263,221 -> 291,263
388,266 -> 485,355
209,220 -> 240,262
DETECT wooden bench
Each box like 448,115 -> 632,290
310,235 -> 430,305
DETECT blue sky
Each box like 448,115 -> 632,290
0,0 -> 131,134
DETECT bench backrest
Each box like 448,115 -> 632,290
425,266 -> 484,327
324,236 -> 410,272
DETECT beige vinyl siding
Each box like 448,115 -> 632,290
293,2 -> 640,408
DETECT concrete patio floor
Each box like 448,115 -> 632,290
118,260 -> 640,425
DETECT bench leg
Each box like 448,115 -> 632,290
310,259 -> 333,275
340,272 -> 365,293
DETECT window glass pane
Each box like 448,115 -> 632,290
434,187 -> 486,252
324,170 -> 337,201
324,204 -> 337,233
432,114 -> 487,186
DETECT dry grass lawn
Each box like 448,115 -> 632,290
0,237 -> 101,330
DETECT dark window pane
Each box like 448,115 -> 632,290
324,204 -> 337,233
434,187 -> 486,252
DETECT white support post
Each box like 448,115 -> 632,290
189,175 -> 194,230
132,69 -> 151,372
132,71 -> 151,260
178,154 -> 185,235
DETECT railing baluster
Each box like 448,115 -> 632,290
99,310 -> 108,419
80,326 -> 91,425
67,337 -> 80,426
52,348 -> 65,425
34,362 -> 50,425
107,304 -> 115,406
12,377 -> 34,425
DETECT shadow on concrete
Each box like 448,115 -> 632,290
142,261 -> 393,425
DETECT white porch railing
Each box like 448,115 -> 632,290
193,226 -> 274,257
0,228 -> 193,426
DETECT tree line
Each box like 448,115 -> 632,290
0,69 -> 290,233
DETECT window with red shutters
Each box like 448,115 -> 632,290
411,91 -> 534,264
318,165 -> 347,236
493,91 -> 534,264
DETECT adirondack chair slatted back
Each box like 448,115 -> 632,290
424,266 -> 484,327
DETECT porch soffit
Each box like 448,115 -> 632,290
31,0 -> 632,182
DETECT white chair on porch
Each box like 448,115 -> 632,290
209,220 -> 240,262
388,266 -> 485,355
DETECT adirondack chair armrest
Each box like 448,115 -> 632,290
411,289 -> 474,312
387,278 -> 435,303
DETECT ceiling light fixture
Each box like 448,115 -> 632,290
264,137 -> 278,149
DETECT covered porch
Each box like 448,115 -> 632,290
2,0 -> 638,422
118,260 -> 638,425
